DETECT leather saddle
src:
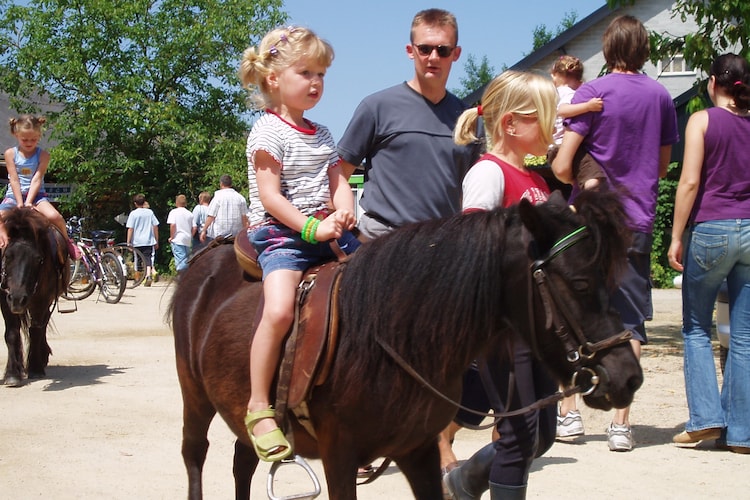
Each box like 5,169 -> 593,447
233,232 -> 344,421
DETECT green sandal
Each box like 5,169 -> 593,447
244,408 -> 292,462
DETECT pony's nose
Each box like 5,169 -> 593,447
7,292 -> 29,314
627,371 -> 644,393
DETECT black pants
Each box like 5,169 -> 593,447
488,337 -> 557,487
456,332 -> 557,487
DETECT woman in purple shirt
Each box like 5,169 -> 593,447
668,53 -> 750,454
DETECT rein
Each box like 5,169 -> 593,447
375,224 -> 631,424
374,334 -> 582,423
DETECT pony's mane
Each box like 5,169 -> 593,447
572,190 -> 632,289
2,208 -> 54,249
336,206 -> 528,404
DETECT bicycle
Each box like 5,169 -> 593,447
110,243 -> 148,288
65,217 -> 127,304
70,217 -> 147,288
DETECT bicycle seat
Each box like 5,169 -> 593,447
90,230 -> 115,240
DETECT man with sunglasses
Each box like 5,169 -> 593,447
337,7 -> 482,483
338,8 -> 481,239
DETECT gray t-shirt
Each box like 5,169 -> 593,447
338,83 -> 481,228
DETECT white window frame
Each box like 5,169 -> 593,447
657,54 -> 695,76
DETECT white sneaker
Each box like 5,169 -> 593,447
556,410 -> 585,438
607,423 -> 634,452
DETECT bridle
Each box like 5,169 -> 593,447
0,240 -> 44,296
526,225 -> 632,397
375,224 -> 632,422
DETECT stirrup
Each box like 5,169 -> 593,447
267,455 -> 321,500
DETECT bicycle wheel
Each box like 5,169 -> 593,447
99,251 -> 126,304
113,243 -> 147,288
64,257 -> 96,300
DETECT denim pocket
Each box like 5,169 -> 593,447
690,230 -> 727,271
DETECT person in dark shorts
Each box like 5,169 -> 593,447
126,194 -> 159,286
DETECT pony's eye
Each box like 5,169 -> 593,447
571,279 -> 590,293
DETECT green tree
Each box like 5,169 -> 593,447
649,0 -> 750,78
0,0 -> 286,265
452,54 -> 495,99
530,10 -> 579,51
532,24 -> 556,51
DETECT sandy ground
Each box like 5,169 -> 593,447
0,283 -> 748,499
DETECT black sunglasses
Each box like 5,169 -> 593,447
413,44 -> 455,58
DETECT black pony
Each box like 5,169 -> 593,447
1,208 -> 70,386
171,190 -> 643,499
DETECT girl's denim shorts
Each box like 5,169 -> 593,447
249,221 -> 359,279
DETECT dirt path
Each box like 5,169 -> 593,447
0,284 -> 747,499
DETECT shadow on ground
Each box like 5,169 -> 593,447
41,364 -> 129,391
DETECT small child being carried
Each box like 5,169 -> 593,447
547,55 -> 606,190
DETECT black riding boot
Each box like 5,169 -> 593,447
444,442 -> 495,499
489,482 -> 527,500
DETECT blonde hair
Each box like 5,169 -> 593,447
9,114 -> 46,136
175,194 -> 187,207
551,55 -> 584,82
238,26 -> 334,110
454,70 -> 557,150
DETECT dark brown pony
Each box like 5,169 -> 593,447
171,190 -> 643,499
1,208 -> 70,387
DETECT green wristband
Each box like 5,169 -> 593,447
308,218 -> 320,245
302,216 -> 315,244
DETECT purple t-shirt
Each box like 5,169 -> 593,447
565,72 -> 679,233
691,107 -> 750,223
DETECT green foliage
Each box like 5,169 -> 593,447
530,10 -> 578,52
651,163 -> 680,288
524,155 -> 548,167
532,25 -> 556,51
0,0 -> 286,261
452,54 -> 495,99
649,1 -> 750,84
686,94 -> 709,114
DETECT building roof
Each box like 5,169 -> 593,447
463,5 -> 617,105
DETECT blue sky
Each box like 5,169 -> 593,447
283,0 -> 606,141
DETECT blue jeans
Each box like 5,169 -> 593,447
682,219 -> 750,447
171,243 -> 190,272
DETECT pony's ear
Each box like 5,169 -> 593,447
518,198 -> 540,232
546,190 -> 568,208
518,198 -> 555,253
